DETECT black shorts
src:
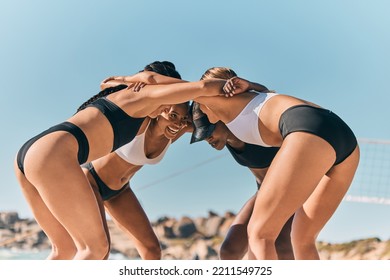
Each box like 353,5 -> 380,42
17,122 -> 89,175
279,105 -> 357,165
82,162 -> 127,201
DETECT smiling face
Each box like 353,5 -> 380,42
157,103 -> 190,139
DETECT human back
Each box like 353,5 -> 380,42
198,68 -> 322,147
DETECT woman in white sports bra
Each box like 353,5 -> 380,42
193,67 -> 360,260
82,103 -> 190,260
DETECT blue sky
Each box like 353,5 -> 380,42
1,0 -> 389,243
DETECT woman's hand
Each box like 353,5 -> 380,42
132,81 -> 147,92
223,77 -> 251,96
102,73 -> 153,92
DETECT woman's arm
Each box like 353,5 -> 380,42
224,77 -> 275,94
101,71 -> 186,90
135,78 -> 230,109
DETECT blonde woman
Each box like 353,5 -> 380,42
194,67 -> 359,259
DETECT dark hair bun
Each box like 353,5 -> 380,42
143,61 -> 181,79
161,61 -> 176,70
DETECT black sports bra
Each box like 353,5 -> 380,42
87,86 -> 145,151
226,143 -> 279,169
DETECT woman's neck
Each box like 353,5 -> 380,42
226,132 -> 245,151
147,118 -> 167,140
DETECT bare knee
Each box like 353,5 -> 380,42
47,242 -> 77,260
247,222 -> 277,248
220,239 -> 247,260
74,236 -> 110,260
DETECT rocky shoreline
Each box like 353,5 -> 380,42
1,211 -> 389,260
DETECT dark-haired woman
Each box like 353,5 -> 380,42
82,103 -> 190,260
78,62 -> 191,260
14,62 -> 232,260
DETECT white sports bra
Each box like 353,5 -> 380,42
225,92 -> 278,147
115,120 -> 172,165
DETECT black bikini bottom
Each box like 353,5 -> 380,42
279,105 -> 357,165
17,121 -> 89,174
82,162 -> 127,201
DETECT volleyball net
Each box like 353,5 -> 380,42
136,138 -> 390,205
344,138 -> 390,205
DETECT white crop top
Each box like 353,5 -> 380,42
225,92 -> 277,147
115,120 -> 172,165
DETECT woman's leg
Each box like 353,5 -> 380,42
22,133 -> 110,259
14,160 -> 77,259
220,194 -> 256,259
220,194 -> 294,260
275,215 -> 294,260
291,146 -> 360,259
104,186 -> 161,260
87,172 -> 111,260
247,132 -> 337,259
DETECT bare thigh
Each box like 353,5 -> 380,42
248,132 -> 337,238
83,168 -> 111,243
104,187 -> 160,257
22,134 -> 108,249
292,145 -> 360,240
13,160 -> 75,252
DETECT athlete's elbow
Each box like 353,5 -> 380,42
199,79 -> 223,96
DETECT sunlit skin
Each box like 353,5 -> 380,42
194,73 -> 359,260
80,103 -> 190,260
86,104 -> 190,192
202,121 -> 294,260
13,71 -> 229,260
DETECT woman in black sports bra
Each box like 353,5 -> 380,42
13,62 -> 233,260
191,67 -> 360,260
81,103 -> 191,260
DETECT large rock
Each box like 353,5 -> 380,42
1,211 -> 390,260
154,217 -> 177,238
203,216 -> 225,237
173,217 -> 197,238
189,238 -> 219,260
0,212 -> 19,226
